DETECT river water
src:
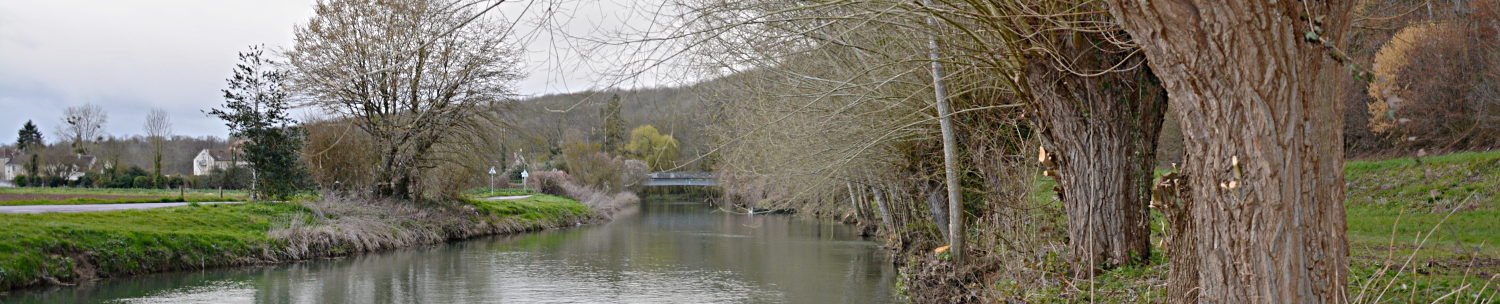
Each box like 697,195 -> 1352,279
2,199 -> 900,303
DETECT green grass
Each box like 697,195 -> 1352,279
0,187 -> 250,206
461,187 -> 536,198
0,187 -> 250,198
0,196 -> 242,206
1017,150 -> 1500,302
462,191 -> 591,224
0,203 -> 301,290
0,189 -> 595,291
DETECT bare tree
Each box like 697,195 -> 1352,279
1105,0 -> 1354,301
287,0 -> 521,200
56,104 -> 108,155
144,108 -> 173,188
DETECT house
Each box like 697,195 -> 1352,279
193,148 -> 250,176
0,150 -> 21,186
53,154 -> 97,181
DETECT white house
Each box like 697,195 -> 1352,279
0,152 -> 21,186
192,149 -> 250,176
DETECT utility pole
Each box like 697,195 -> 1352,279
922,0 -> 964,264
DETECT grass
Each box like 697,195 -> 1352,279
0,187 -> 250,198
462,187 -> 536,198
0,187 -> 250,206
0,189 -> 595,291
0,203 -> 298,290
463,193 -> 592,224
0,196 -> 241,206
1015,150 -> 1500,302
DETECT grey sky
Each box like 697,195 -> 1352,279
0,0 -> 679,145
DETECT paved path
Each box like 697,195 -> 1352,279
0,202 -> 241,214
483,195 -> 533,200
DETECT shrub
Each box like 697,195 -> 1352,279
1365,4 -> 1500,151
132,176 -> 152,188
12,175 -> 27,187
525,170 -> 573,196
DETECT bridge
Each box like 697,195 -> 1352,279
644,172 -> 717,186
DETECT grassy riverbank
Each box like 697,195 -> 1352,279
0,192 -> 596,291
1014,150 -> 1500,302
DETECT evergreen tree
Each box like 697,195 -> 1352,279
209,45 -> 307,200
15,120 -> 43,151
16,120 -> 44,187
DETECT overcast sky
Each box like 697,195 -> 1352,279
0,0 -> 680,145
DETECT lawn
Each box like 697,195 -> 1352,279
462,189 -> 591,224
0,187 -> 249,206
1020,150 -> 1500,302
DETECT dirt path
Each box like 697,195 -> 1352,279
483,195 -> 533,200
0,202 -> 241,214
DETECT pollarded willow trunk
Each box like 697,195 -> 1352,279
1027,46 -> 1167,277
1105,1 -> 1353,302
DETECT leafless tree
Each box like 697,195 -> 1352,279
55,104 -> 108,155
144,108 -> 173,188
287,0 -> 522,200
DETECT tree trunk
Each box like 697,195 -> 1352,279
1104,1 -> 1353,301
924,182 -> 951,242
922,0 -> 964,264
1152,171 -> 1197,303
1026,33 -> 1167,277
873,187 -> 896,237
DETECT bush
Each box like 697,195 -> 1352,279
525,170 -> 573,196
12,175 -> 27,187
522,169 -> 639,217
1364,3 -> 1500,152
132,176 -> 152,188
300,119 -> 380,195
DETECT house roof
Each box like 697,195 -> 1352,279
201,148 -> 241,161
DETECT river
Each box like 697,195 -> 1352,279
1,199 -> 900,303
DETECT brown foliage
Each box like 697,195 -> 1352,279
300,118 -> 379,194
1353,0 -> 1500,154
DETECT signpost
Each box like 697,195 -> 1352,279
488,166 -> 497,190
521,170 -> 530,191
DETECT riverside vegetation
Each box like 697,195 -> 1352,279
986,150 -> 1500,302
0,188 -> 602,291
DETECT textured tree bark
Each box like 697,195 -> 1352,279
1104,1 -> 1353,302
1026,32 -> 1168,277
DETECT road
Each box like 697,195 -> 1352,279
0,202 -> 241,214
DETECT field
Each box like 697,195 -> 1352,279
0,187 -> 249,206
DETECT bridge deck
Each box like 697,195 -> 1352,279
645,172 -> 717,186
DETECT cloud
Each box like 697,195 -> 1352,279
0,0 -> 686,145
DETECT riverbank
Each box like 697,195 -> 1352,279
770,150 -> 1498,302
0,192 -> 600,291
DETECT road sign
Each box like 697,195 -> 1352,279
488,166 -> 497,175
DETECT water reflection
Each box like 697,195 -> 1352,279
2,199 -> 898,303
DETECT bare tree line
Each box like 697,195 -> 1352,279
580,0 -> 1361,301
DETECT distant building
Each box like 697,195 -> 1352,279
193,149 -> 250,176
43,154 -> 97,182
0,150 -> 21,185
